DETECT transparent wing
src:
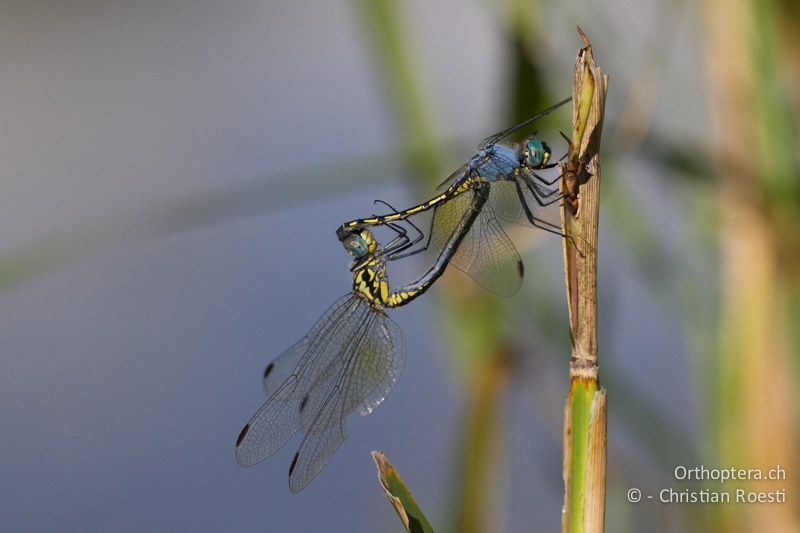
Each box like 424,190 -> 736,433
262,336 -> 308,399
287,309 -> 406,493
287,387 -> 347,493
486,180 -> 525,224
488,179 -> 561,231
477,96 -> 571,149
354,313 -> 406,416
429,187 -> 523,296
261,293 -> 379,398
235,294 -> 369,468
434,162 -> 469,191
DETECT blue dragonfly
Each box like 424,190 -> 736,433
336,97 -> 572,297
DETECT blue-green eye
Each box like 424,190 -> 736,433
525,139 -> 550,168
343,234 -> 369,258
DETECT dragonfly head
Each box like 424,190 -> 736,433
523,138 -> 552,169
342,228 -> 377,260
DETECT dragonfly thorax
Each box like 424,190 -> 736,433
353,259 -> 388,307
468,144 -> 520,182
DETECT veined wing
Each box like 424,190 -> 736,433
434,162 -> 469,191
236,294 -> 368,468
477,97 -> 571,149
488,179 -> 561,232
261,295 -> 364,398
287,307 -> 405,493
429,186 -> 523,296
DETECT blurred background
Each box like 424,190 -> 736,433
0,0 -> 797,531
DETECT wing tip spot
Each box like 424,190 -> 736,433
517,259 -> 525,278
289,451 -> 300,476
263,362 -> 275,380
236,424 -> 250,448
299,394 -> 309,413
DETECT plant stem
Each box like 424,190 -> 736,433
560,28 -> 608,533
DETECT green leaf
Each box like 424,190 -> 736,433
372,451 -> 435,533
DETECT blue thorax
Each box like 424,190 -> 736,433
468,144 -> 520,182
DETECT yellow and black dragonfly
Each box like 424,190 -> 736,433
235,182 -> 490,492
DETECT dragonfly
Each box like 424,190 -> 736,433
235,182 -> 491,492
336,97 -> 572,297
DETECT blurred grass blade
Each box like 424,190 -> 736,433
356,0 -> 442,182
703,0 -> 800,530
0,149 -> 412,294
450,348 -> 507,533
372,451 -> 435,533
353,2 -> 506,530
0,233 -> 97,292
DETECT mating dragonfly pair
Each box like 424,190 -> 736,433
235,97 -> 572,493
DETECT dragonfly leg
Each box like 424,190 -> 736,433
520,172 -> 563,207
527,168 -> 562,187
373,200 -> 426,258
516,179 -> 588,257
513,180 -> 564,235
385,213 -> 435,261
374,201 -> 411,249
382,222 -> 411,255
384,219 -> 429,257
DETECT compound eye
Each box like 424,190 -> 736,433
525,139 -> 545,168
343,233 -> 368,258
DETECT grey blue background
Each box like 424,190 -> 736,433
0,1 -> 702,531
